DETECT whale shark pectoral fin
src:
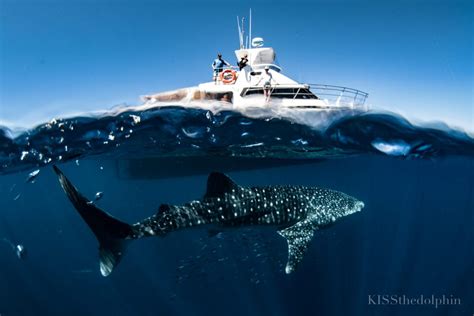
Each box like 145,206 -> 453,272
278,220 -> 315,274
204,172 -> 240,199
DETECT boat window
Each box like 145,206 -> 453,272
271,88 -> 297,99
294,88 -> 318,99
243,88 -> 265,96
242,88 -> 318,99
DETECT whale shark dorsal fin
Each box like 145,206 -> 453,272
278,219 -> 316,274
204,172 -> 239,199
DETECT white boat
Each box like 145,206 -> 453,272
141,15 -> 368,111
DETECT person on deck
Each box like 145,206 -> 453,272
212,53 -> 231,83
257,66 -> 274,102
237,54 -> 249,70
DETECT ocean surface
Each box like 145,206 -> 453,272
0,105 -> 473,316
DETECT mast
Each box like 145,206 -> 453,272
237,16 -> 244,49
237,10 -> 253,49
242,17 -> 246,48
249,8 -> 252,48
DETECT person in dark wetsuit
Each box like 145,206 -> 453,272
237,54 -> 249,70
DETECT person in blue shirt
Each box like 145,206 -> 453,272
212,53 -> 231,83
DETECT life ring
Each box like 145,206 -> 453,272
220,69 -> 237,84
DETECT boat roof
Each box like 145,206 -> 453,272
235,47 -> 278,70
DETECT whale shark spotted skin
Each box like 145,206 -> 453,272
53,166 -> 364,277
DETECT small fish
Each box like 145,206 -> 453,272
94,192 -> 104,201
16,244 -> 27,260
26,169 -> 40,183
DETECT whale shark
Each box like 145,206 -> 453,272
53,166 -> 364,277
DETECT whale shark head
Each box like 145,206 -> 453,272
310,190 -> 364,227
342,198 -> 365,216
279,189 -> 364,274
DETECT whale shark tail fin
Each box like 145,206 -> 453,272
53,166 -> 135,277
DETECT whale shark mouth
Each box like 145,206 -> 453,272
346,201 -> 365,216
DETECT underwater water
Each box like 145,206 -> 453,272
0,106 -> 473,316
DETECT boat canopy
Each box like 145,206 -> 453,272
235,47 -> 279,71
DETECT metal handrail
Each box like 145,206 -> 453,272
309,83 -> 369,107
241,83 -> 369,107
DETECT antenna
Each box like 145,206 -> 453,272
249,8 -> 252,49
241,17 -> 245,48
237,16 -> 243,48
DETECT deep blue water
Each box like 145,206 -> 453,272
0,106 -> 473,315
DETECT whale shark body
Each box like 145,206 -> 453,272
53,166 -> 364,276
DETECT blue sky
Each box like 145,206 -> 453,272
0,0 -> 472,131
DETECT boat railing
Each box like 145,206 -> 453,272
242,84 -> 369,107
219,64 -> 282,72
309,84 -> 369,107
